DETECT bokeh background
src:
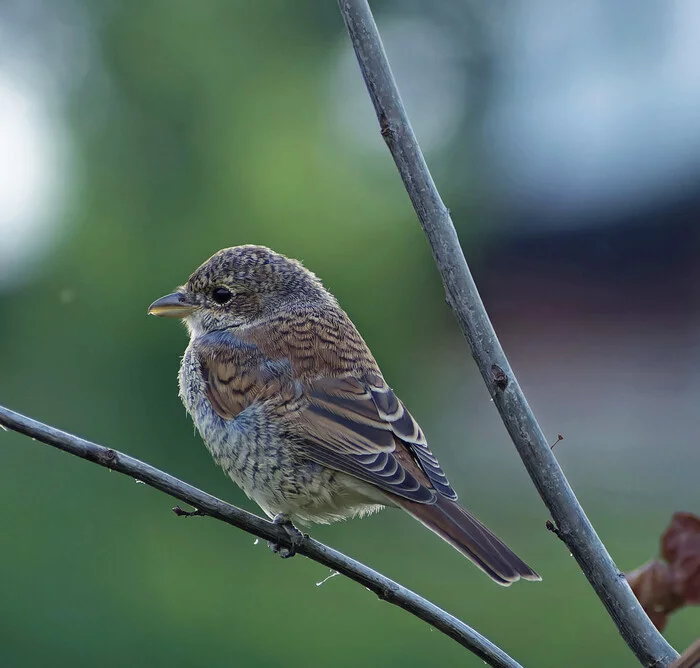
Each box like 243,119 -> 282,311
1,1 -> 699,666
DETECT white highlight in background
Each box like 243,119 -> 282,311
0,71 -> 66,288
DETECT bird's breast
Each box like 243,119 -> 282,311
178,342 -> 295,501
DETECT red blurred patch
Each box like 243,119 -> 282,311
626,512 -> 700,632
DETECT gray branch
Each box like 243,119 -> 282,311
336,1 -> 678,666
0,404 -> 522,668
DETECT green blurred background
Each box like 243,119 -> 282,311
1,1 -> 699,666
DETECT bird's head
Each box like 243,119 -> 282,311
148,245 -> 331,336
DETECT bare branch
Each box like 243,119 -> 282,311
336,1 -> 678,665
0,404 -> 522,668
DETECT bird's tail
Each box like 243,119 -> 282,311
394,494 -> 540,586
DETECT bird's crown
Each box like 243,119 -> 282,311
187,245 -> 322,295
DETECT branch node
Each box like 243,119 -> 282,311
491,364 -> 509,390
545,519 -> 565,542
377,581 -> 401,601
378,111 -> 395,141
100,448 -> 117,467
173,505 -> 205,518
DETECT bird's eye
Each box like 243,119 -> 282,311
211,287 -> 233,304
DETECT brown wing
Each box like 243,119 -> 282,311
195,331 -> 456,505
293,374 -> 457,504
299,375 -> 540,585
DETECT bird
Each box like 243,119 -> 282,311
148,245 -> 540,585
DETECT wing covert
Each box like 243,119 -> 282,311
295,374 -> 457,503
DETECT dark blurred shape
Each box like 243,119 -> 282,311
627,512 -> 700,631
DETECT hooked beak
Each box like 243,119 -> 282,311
148,291 -> 197,318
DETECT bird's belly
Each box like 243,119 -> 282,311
200,410 -> 386,523
202,413 -> 386,523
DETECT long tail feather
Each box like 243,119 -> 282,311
395,494 -> 540,585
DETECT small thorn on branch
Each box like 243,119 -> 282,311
550,434 -> 564,450
546,519 -> 564,541
173,505 -> 205,518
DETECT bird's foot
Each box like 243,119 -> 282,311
173,505 -> 205,518
267,514 -> 305,558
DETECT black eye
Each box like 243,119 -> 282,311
211,287 -> 233,304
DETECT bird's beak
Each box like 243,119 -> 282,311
148,291 -> 197,318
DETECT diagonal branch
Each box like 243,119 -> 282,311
336,0 -> 678,666
0,404 -> 522,668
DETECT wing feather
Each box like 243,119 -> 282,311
194,332 -> 456,504
296,375 -> 457,502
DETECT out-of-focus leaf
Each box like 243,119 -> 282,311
662,512 -> 700,605
626,512 -> 700,631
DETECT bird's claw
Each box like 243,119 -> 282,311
267,514 -> 305,558
267,541 -> 297,558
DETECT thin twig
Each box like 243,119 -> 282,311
670,638 -> 700,668
0,404 -> 522,668
336,1 -> 678,666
